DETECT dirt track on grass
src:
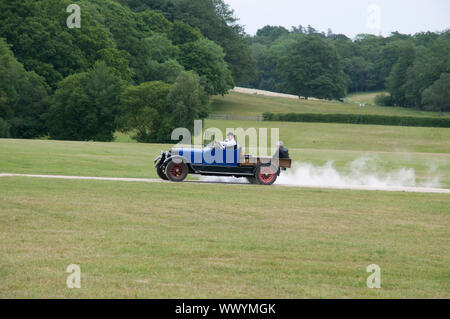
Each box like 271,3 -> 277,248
1,173 -> 450,194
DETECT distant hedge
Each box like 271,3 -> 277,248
262,112 -> 450,128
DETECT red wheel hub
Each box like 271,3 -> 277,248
169,163 -> 185,178
259,166 -> 275,183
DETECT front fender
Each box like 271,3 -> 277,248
164,155 -> 190,165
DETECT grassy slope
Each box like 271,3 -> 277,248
210,92 -> 449,118
1,177 -> 449,298
346,91 -> 385,105
1,132 -> 449,188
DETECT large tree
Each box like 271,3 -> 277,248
117,81 -> 174,143
422,73 -> 450,112
118,71 -> 209,143
0,38 -> 48,138
47,62 -> 125,141
179,38 -> 234,95
277,36 -> 347,99
386,41 -> 416,106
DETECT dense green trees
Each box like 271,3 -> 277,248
0,0 -> 240,142
0,38 -> 49,138
386,42 -> 416,106
118,81 -> 173,143
0,0 -> 114,89
118,71 -> 208,142
118,0 -> 256,85
179,39 -> 234,95
249,25 -> 449,110
47,62 -> 125,141
422,73 -> 450,112
168,71 -> 209,130
278,36 -> 347,99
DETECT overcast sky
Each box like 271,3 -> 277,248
224,0 -> 450,38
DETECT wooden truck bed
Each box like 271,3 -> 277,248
239,155 -> 291,168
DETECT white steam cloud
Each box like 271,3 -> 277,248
199,157 -> 442,189
277,157 -> 441,188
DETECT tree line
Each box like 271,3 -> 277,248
1,1 -> 449,142
247,25 -> 449,112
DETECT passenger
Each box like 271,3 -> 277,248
274,141 -> 289,159
221,132 -> 237,148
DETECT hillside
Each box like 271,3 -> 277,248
210,91 -> 450,118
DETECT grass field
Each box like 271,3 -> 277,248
1,128 -> 449,188
1,176 -> 449,298
1,91 -> 449,298
210,92 -> 450,118
206,119 -> 450,154
346,91 -> 385,106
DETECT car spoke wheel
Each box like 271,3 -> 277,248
165,161 -> 188,182
255,165 -> 277,185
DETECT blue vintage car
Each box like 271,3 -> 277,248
154,142 -> 291,185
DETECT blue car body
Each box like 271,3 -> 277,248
173,147 -> 240,166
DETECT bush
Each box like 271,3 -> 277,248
263,113 -> 450,128
374,94 -> 393,106
262,112 -> 275,121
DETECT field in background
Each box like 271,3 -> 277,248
346,91 -> 386,105
1,176 -> 449,298
205,119 -> 450,154
2,125 -> 449,188
210,92 -> 449,118
1,90 -> 449,299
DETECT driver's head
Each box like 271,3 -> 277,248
227,132 -> 235,140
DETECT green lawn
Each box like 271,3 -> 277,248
210,92 -> 449,117
1,135 -> 449,188
1,117 -> 449,298
0,177 -> 449,298
205,119 -> 450,154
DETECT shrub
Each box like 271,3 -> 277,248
374,94 -> 393,106
263,113 -> 450,128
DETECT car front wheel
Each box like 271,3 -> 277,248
165,160 -> 188,182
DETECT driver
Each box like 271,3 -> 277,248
220,132 -> 237,148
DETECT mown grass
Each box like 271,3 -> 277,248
210,92 -> 449,118
0,177 -> 448,298
1,110 -> 449,298
1,138 -> 449,188
206,119 -> 450,154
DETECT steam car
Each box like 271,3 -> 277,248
154,142 -> 291,185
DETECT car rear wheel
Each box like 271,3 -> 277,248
255,165 -> 277,185
156,165 -> 168,180
165,160 -> 188,182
